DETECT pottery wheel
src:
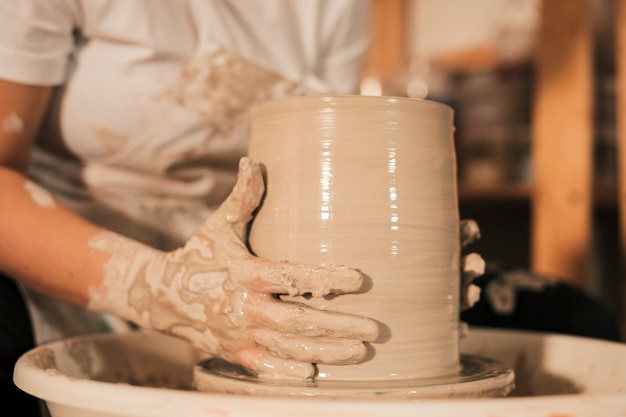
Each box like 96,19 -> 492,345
193,354 -> 515,399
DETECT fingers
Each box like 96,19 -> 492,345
461,252 -> 486,283
460,252 -> 485,311
253,329 -> 369,365
200,157 -> 265,237
234,327 -> 371,380
234,348 -> 316,380
248,299 -> 380,342
243,259 -> 364,297
460,219 -> 481,248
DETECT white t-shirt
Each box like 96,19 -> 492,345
0,0 -> 370,342
0,0 -> 370,245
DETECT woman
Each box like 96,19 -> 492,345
0,0 -> 377,412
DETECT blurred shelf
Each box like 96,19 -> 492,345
458,180 -> 617,208
458,182 -> 532,203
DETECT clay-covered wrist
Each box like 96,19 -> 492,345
87,230 -> 167,330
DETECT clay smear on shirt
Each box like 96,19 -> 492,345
2,112 -> 24,135
24,180 -> 56,208
91,125 -> 128,154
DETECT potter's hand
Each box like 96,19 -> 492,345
459,219 -> 485,311
88,157 -> 379,380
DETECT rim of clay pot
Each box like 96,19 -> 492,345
251,94 -> 453,117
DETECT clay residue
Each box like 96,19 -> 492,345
2,112 -> 24,135
59,336 -> 195,389
24,180 -> 56,208
485,269 -> 556,315
91,125 -> 128,154
87,230 -> 169,328
508,351 -> 582,396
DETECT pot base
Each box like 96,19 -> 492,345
193,354 -> 515,399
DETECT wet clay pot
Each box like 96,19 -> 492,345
247,95 -> 460,382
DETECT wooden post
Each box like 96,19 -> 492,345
616,0 -> 626,339
531,0 -> 594,288
361,0 -> 408,86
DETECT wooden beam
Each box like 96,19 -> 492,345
531,0 -> 594,288
361,0 -> 408,79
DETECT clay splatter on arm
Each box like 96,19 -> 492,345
24,180 -> 56,209
2,112 -> 25,135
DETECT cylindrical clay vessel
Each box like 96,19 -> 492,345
248,95 -> 460,382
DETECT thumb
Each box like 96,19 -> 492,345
198,157 -> 265,239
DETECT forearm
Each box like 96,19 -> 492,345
0,166 -> 126,307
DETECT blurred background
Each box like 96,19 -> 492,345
359,0 -> 624,340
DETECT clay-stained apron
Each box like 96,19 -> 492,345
81,3 -> 307,247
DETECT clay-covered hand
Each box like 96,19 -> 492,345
88,157 -> 379,380
459,219 -> 485,311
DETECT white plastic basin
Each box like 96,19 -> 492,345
13,327 -> 626,417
